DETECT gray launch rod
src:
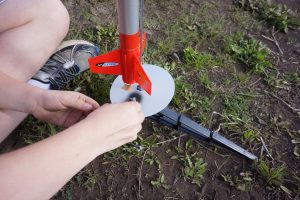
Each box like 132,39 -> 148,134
117,0 -> 140,35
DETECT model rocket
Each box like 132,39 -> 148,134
87,0 -> 257,160
89,0 -> 152,95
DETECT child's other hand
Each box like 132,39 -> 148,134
78,102 -> 145,154
32,90 -> 99,127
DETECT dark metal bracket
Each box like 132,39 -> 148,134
149,107 -> 257,160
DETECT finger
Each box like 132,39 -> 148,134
79,114 -> 87,121
131,111 -> 145,125
123,124 -> 142,141
122,101 -> 142,112
49,110 -> 71,127
60,92 -> 95,111
83,109 -> 92,117
82,95 -> 100,110
96,124 -> 141,154
111,123 -> 142,141
63,109 -> 85,127
138,111 -> 145,123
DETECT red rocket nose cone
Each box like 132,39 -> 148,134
110,64 -> 175,117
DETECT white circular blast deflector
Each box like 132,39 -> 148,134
110,64 -> 175,117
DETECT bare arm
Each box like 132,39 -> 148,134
0,72 -> 38,113
0,123 -> 99,200
0,102 -> 144,200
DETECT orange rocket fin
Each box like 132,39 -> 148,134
89,49 -> 122,75
133,56 -> 152,95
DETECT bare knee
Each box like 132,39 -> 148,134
0,1 -> 70,82
21,0 -> 70,78
37,0 -> 70,43
52,1 -> 70,40
0,0 -> 70,35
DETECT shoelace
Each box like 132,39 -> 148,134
48,64 -> 79,90
44,44 -> 86,90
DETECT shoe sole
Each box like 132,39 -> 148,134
56,40 -> 96,51
56,40 -> 97,72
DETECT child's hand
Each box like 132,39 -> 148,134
76,102 -> 145,154
32,90 -> 99,127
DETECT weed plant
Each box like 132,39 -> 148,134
171,140 -> 207,186
146,153 -> 169,189
226,33 -> 271,74
254,160 -> 285,187
181,154 -> 207,186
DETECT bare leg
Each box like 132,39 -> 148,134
0,0 -> 70,142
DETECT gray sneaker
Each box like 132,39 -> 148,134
31,40 -> 100,90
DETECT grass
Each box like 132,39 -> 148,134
198,71 -> 217,93
18,116 -> 61,144
59,182 -> 73,200
144,2 -> 226,66
181,10 -> 226,41
217,92 -> 261,149
82,24 -> 118,52
183,47 -> 221,69
182,47 -> 233,95
171,76 -> 191,108
221,171 -> 253,192
223,94 -> 250,122
222,93 -> 252,130
171,73 -> 214,125
68,72 -> 111,104
234,0 -> 300,32
102,133 -> 159,168
263,67 -> 300,89
76,168 -> 98,191
196,96 -> 214,125
230,6 -> 262,31
284,72 -> 300,87
288,130 -> 300,158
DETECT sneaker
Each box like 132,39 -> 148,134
30,40 -> 100,90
